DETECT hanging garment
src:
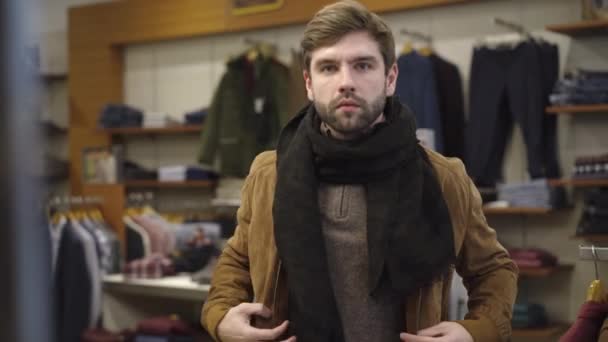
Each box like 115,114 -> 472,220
395,51 -> 444,152
559,302 -> 608,342
198,54 -> 290,177
537,41 -> 561,178
55,221 -> 93,342
429,53 -> 465,160
71,219 -> 103,328
287,49 -> 309,116
466,41 -> 545,187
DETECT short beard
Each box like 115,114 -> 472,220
315,90 -> 386,137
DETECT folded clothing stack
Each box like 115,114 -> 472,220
158,166 -> 219,182
123,254 -> 175,279
98,104 -> 143,128
184,108 -> 208,125
550,69 -> 608,106
572,154 -> 608,180
124,160 -> 158,181
577,189 -> 608,235
508,247 -> 558,269
512,302 -> 548,329
497,179 -> 565,209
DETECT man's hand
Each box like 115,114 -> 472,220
217,303 -> 296,342
400,322 -> 473,342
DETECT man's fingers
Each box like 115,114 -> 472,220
280,336 -> 296,342
399,332 -> 439,342
417,323 -> 449,337
245,320 -> 289,340
237,303 -> 272,318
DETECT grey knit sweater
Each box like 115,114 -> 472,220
318,183 -> 402,342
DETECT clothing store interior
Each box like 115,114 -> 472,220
2,0 -> 608,341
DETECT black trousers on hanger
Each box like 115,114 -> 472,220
466,42 -> 546,187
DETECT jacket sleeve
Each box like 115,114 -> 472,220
198,75 -> 225,166
201,171 -> 255,341
454,171 -> 519,342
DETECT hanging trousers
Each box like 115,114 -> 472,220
466,41 -> 558,186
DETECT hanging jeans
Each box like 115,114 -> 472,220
466,42 -> 546,187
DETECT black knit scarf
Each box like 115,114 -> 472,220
273,97 -> 455,342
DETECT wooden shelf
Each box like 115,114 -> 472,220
483,207 -> 553,215
571,234 -> 608,243
549,178 -> 608,187
124,180 -> 216,188
101,125 -> 203,135
519,264 -> 574,278
546,104 -> 608,114
512,325 -> 566,338
546,19 -> 608,36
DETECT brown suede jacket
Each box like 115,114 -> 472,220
201,148 -> 518,342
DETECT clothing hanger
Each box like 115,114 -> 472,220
476,17 -> 531,49
586,245 -> 606,302
400,28 -> 433,56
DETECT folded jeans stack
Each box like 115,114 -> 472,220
577,189 -> 608,235
550,69 -> 608,106
512,302 -> 549,329
497,179 -> 565,209
98,104 -> 144,128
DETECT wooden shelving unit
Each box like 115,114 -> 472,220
101,125 -> 203,135
483,207 -> 553,215
124,180 -> 216,188
549,178 -> 608,187
546,104 -> 608,114
512,325 -> 567,338
546,19 -> 608,36
519,264 -> 574,278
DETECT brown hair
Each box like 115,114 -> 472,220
300,0 -> 395,74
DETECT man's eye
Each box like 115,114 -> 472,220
355,63 -> 372,71
320,65 -> 337,73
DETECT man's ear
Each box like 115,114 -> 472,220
303,69 -> 314,101
385,63 -> 398,96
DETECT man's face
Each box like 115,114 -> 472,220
304,30 -> 398,139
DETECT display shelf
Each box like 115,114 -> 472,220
518,264 -> 574,278
571,234 -> 608,243
549,178 -> 608,187
101,125 -> 203,135
546,19 -> 608,36
483,207 -> 553,215
124,180 -> 216,188
103,274 -> 209,301
512,324 -> 567,338
546,104 -> 608,114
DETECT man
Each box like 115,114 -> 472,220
201,1 -> 518,341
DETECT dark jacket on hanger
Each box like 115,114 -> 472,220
55,222 -> 92,342
395,51 -> 444,152
198,54 -> 290,177
429,54 -> 465,160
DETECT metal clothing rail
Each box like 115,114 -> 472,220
400,28 -> 432,43
580,245 -> 608,262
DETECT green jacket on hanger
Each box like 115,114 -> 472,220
198,54 -> 290,177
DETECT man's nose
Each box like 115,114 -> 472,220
338,67 -> 355,94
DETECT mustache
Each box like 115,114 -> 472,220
329,91 -> 365,110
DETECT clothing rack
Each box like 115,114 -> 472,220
48,195 -> 103,211
493,17 -> 531,38
399,28 -> 432,43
